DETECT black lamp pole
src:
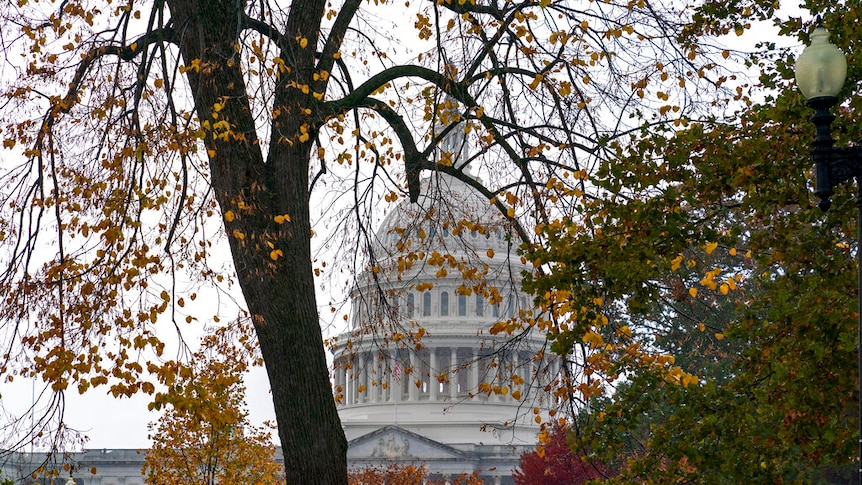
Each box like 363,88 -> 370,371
797,26 -> 862,481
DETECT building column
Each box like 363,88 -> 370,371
429,347 -> 438,401
470,348 -> 479,400
349,363 -> 357,405
336,358 -> 346,405
344,362 -> 352,404
450,347 -> 459,399
511,352 -> 520,402
389,352 -> 398,403
369,354 -> 379,403
409,351 -> 419,401
359,353 -> 368,403
344,359 -> 355,406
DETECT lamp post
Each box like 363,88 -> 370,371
795,25 -> 861,480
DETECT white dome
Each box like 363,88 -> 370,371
372,172 -> 516,265
330,129 -> 555,484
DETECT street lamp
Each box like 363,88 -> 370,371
795,24 -> 861,480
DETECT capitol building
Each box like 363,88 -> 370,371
333,167 -> 553,484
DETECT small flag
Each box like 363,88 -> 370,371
393,361 -> 402,382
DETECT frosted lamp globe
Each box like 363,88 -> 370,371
795,27 -> 847,100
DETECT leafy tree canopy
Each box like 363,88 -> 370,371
519,2 -> 862,482
513,423 -> 608,485
143,323 -> 282,485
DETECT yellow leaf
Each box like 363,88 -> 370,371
680,373 -> 698,388
715,332 -> 724,340
720,284 -> 729,295
299,37 -> 309,48
583,330 -> 604,348
528,74 -> 543,90
224,210 -> 235,222
729,247 -> 737,256
688,287 -> 698,298
486,248 -> 495,258
704,241 -> 718,255
274,214 -> 291,224
270,249 -> 283,260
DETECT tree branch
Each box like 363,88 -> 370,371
44,27 -> 176,129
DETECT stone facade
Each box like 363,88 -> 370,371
0,449 -> 149,484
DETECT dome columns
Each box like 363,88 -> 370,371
336,344 -> 554,407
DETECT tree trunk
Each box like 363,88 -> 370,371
165,1 -> 348,483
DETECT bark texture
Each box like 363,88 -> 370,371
166,1 -> 348,483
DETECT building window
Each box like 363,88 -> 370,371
492,301 -> 500,318
458,294 -> 467,316
440,291 -> 449,316
407,293 -> 415,318
423,291 -> 431,316
475,294 -> 484,317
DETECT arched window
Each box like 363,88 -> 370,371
407,293 -> 415,318
458,294 -> 467,316
440,291 -> 449,316
492,301 -> 500,318
506,295 -> 515,317
423,291 -> 431,317
475,294 -> 484,317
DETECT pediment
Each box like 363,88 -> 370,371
347,425 -> 469,461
